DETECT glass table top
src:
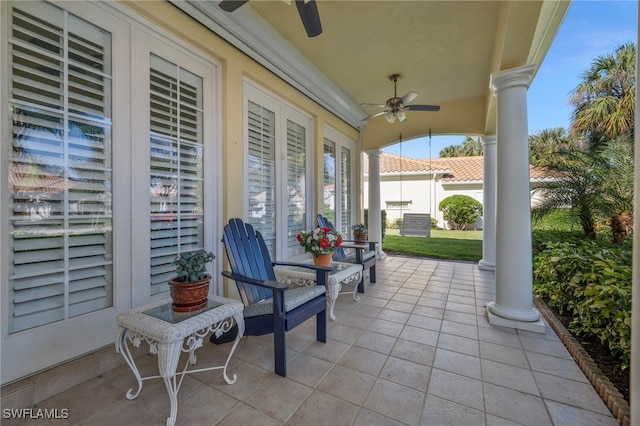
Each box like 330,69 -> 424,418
143,299 -> 223,324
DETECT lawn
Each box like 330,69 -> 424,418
382,228 -> 482,262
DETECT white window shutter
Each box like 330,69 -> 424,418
148,55 -> 204,295
8,3 -> 113,333
247,101 -> 276,257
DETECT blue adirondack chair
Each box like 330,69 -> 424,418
213,218 -> 330,377
316,214 -> 377,293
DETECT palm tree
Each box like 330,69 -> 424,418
528,127 -> 582,167
594,136 -> 634,243
570,42 -> 635,149
460,136 -> 483,156
439,144 -> 462,157
439,136 -> 482,157
531,148 -> 602,238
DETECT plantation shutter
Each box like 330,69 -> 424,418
8,2 -> 114,333
247,101 -> 276,256
323,139 -> 336,222
286,120 -> 307,257
340,146 -> 352,236
148,55 -> 204,295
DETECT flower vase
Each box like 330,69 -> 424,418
312,253 -> 332,267
354,231 -> 367,242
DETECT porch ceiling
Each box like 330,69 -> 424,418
172,0 -> 570,150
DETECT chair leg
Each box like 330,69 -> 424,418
316,309 -> 326,343
370,265 -> 376,283
273,292 -> 287,377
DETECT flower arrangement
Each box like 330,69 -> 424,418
296,226 -> 343,256
352,224 -> 367,233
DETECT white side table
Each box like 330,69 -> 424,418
275,261 -> 362,320
116,295 -> 245,426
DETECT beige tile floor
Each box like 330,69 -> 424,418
4,256 -> 619,425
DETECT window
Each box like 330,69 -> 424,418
286,120 -> 307,258
323,127 -> 355,234
148,56 -> 205,295
7,1 -> 114,333
386,200 -> 412,210
247,100 -> 277,254
245,82 -> 312,260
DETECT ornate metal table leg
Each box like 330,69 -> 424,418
116,328 -> 144,399
351,271 -> 362,301
163,375 -> 179,426
222,314 -> 245,384
327,280 -> 341,320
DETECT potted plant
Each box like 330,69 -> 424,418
168,249 -> 215,312
296,226 -> 343,266
352,223 -> 368,242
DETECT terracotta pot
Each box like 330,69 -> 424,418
312,253 -> 332,267
168,274 -> 210,312
353,231 -> 367,242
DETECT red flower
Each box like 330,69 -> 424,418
322,227 -> 331,233
296,233 -> 302,241
319,238 -> 330,248
336,236 -> 343,247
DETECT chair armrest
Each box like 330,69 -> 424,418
341,241 -> 377,251
272,261 -> 333,272
271,261 -> 331,288
222,270 -> 289,291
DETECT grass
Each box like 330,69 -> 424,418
380,209 -> 592,262
382,228 -> 483,262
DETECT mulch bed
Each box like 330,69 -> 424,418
535,298 -> 630,425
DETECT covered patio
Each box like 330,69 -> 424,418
3,256 -> 619,425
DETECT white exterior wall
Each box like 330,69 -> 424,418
364,169 -> 542,231
380,174 -> 434,224
364,173 -> 484,230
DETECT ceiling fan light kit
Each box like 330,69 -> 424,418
362,73 -> 440,123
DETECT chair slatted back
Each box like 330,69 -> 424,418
223,218 -> 276,306
316,214 -> 347,261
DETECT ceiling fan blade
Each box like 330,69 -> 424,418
401,91 -> 419,104
295,0 -> 323,37
219,0 -> 249,12
360,103 -> 387,108
362,111 -> 387,121
405,104 -> 441,112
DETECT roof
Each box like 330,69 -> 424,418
371,153 -> 550,182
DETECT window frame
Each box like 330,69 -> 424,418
243,80 -> 313,261
323,126 -> 356,235
130,28 -> 221,306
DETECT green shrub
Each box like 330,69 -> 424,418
532,240 -> 631,369
438,195 -> 483,230
381,209 -> 386,242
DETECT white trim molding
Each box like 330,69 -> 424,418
170,0 -> 367,129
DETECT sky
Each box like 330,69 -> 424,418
384,0 -> 638,159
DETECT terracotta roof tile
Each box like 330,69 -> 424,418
370,153 -> 550,181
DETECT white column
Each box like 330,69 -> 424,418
487,64 -> 545,333
365,149 -> 386,258
479,134 -> 496,271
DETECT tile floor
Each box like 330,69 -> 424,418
3,256 -> 619,425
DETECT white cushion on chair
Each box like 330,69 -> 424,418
342,250 -> 375,264
243,285 -> 326,318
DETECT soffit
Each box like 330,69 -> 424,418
174,0 -> 570,150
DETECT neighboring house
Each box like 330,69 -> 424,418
364,153 -> 551,230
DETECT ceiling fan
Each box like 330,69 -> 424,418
218,0 -> 323,38
361,74 -> 440,123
